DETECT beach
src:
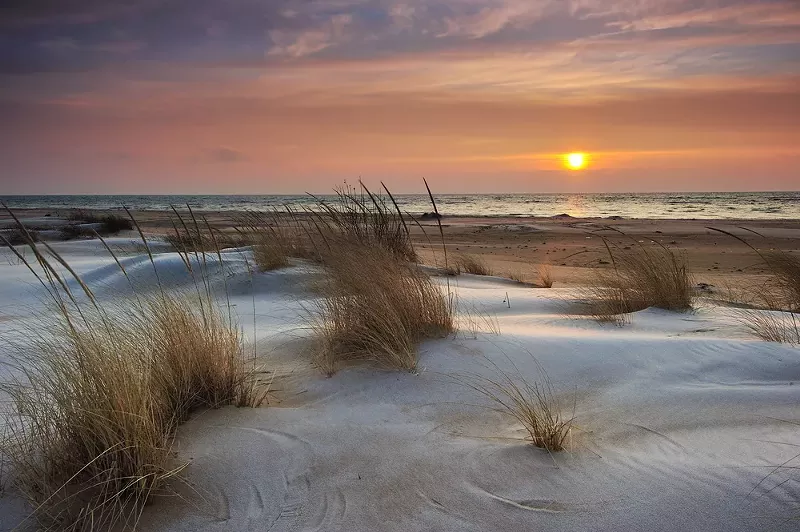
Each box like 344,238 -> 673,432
4,208 -> 799,286
1,209 -> 798,531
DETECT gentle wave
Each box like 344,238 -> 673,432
1,192 -> 798,220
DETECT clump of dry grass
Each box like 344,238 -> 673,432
1,228 -> 39,246
143,296 -> 260,417
456,254 -> 492,276
251,241 -> 290,271
441,264 -> 461,276
66,209 -> 134,234
4,306 -> 185,530
234,210 -> 312,271
709,227 -> 800,345
0,208 -> 264,530
457,356 -> 573,452
537,264 -> 553,288
743,310 -> 800,345
761,252 -> 800,312
582,234 -> 694,324
311,243 -> 454,375
507,268 -> 526,283
163,208 -> 246,254
309,181 -> 416,262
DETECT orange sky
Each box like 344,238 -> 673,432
2,0 -> 799,193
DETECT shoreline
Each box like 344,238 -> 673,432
3,208 -> 798,289
3,206 -> 800,224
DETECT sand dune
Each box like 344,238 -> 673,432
1,241 -> 798,531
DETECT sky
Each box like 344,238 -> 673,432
1,0 -> 799,194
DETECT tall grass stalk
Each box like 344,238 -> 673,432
708,227 -> 800,344
0,205 -> 264,530
306,181 -> 416,262
311,243 -> 453,375
456,356 -> 573,452
581,230 -> 694,324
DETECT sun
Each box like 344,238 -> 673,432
564,152 -> 588,170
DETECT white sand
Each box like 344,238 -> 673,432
1,241 -> 798,531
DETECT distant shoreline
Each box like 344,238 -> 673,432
2,207 -> 800,224
2,191 -> 799,220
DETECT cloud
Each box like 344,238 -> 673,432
38,37 -> 146,54
205,146 -> 247,163
268,13 -> 354,57
38,37 -> 79,53
2,0 -> 800,193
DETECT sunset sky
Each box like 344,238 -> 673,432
2,0 -> 799,194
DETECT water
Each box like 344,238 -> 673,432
1,192 -> 798,220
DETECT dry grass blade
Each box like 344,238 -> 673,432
456,254 -> 493,276
234,210 -> 295,271
709,227 -> 800,344
741,310 -> 800,346
310,243 -> 453,375
306,181 -> 416,262
537,264 -> 553,288
580,230 -> 694,324
0,208 -> 266,531
456,356 -> 573,451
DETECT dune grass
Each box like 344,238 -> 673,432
234,210 -> 307,271
537,264 -> 554,288
308,181 -> 416,262
582,233 -> 694,324
0,208 -> 264,531
1,228 -> 39,246
456,254 -> 493,276
457,356 -> 573,452
709,227 -> 800,345
162,207 -> 247,255
306,181 -> 455,375
311,243 -> 454,375
66,209 -> 133,234
507,268 -> 526,283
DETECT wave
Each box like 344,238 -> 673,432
2,192 -> 799,220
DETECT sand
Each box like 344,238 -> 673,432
5,208 -> 799,288
1,220 -> 799,531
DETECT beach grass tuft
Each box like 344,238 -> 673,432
709,227 -> 800,344
456,254 -> 493,276
66,209 -> 133,234
0,207 -> 264,531
307,181 -> 416,262
537,264 -> 554,288
457,356 -> 573,452
582,232 -> 693,324
311,243 -> 454,375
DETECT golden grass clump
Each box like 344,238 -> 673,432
456,254 -> 493,276
163,230 -> 246,253
507,268 -> 526,283
234,211 -> 308,271
537,264 -> 553,288
708,228 -> 800,345
583,236 -> 694,324
762,251 -> 800,312
312,243 -> 454,375
310,182 -> 416,262
458,357 -> 573,452
0,208 -> 264,530
143,296 -> 260,417
251,238 -> 291,271
742,311 -> 800,346
4,307 -> 182,530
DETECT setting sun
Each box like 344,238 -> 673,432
565,152 -> 588,170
